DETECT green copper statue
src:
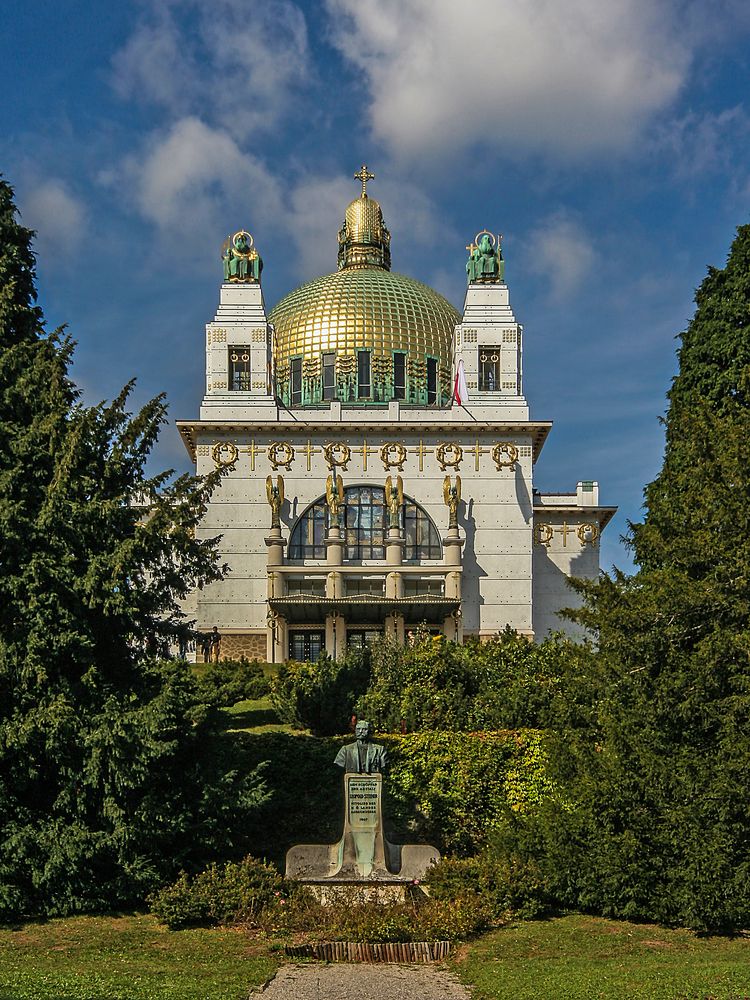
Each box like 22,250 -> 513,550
466,231 -> 504,284
223,230 -> 263,282
334,721 -> 388,773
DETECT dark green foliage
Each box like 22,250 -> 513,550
357,630 -> 573,732
425,851 -> 548,920
0,179 -> 266,919
511,225 -> 750,931
195,657 -> 270,707
149,855 -> 282,929
270,650 -> 371,735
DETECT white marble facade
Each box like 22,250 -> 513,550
177,266 -> 615,662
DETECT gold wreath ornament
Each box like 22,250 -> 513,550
323,442 -> 351,470
577,522 -> 600,545
268,442 -> 295,470
492,443 -> 519,469
380,442 -> 407,471
211,441 -> 239,467
436,442 -> 463,471
534,523 -> 553,546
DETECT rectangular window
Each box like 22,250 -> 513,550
403,577 -> 445,598
228,346 -> 252,391
322,352 -> 336,401
347,629 -> 383,651
358,350 -> 371,399
346,577 -> 386,596
286,576 -> 326,597
289,630 -> 324,661
427,357 -> 438,404
290,357 -> 302,406
393,352 -> 406,400
478,346 -> 501,392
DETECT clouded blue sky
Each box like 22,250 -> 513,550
4,0 -> 750,572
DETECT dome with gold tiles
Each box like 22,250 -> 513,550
270,168 -> 459,408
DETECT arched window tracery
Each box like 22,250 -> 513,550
288,486 -> 442,561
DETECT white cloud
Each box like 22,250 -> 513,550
652,106 -> 750,179
112,0 -> 309,139
125,117 -> 282,247
325,0 -> 695,160
21,179 -> 86,260
284,170 -> 459,281
525,211 -> 595,300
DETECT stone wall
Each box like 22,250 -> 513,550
197,631 -> 267,663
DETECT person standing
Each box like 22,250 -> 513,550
209,626 -> 222,664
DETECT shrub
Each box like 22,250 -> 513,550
357,630 -> 574,733
385,730 -> 560,854
425,851 -> 548,920
150,855 -> 282,929
271,651 -> 371,735
258,889 -> 491,942
196,657 -> 270,707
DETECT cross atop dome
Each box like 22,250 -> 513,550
354,164 -> 375,198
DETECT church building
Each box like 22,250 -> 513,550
177,167 -> 616,662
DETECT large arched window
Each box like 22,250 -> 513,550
288,486 -> 442,561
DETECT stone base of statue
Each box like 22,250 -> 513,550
286,773 -> 440,903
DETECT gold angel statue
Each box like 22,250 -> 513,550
384,474 -> 403,530
443,475 -> 461,529
326,473 -> 345,518
265,474 -> 284,528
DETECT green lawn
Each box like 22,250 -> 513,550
0,914 -> 277,1000
221,695 -> 302,734
454,914 -> 750,1000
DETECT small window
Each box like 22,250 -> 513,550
427,357 -> 438,404
286,576 -> 326,597
323,352 -> 336,401
393,352 -> 406,400
347,629 -> 383,650
358,350 -> 371,399
229,346 -> 251,391
347,577 -> 385,597
290,357 -> 302,406
289,631 -> 324,661
403,577 -> 445,598
478,347 -> 500,392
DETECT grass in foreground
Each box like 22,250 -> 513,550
222,696 -> 303,734
454,913 -> 750,1000
0,913 -> 277,1000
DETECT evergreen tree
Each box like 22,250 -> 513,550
0,179 -> 265,918
517,226 -> 750,930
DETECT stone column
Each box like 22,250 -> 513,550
326,523 -> 344,566
442,526 -> 464,641
385,525 -> 405,567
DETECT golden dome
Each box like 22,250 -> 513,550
269,167 -> 459,407
270,267 -> 459,372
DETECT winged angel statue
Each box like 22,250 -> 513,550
265,475 -> 284,528
443,475 -> 461,529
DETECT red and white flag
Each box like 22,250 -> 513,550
453,359 -> 469,405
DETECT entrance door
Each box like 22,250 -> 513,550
289,630 -> 324,661
346,629 -> 383,651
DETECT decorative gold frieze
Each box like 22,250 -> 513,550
436,442 -> 463,471
323,442 -> 351,470
211,441 -> 238,467
380,442 -> 407,471
578,523 -> 600,545
268,442 -> 295,470
492,443 -> 519,469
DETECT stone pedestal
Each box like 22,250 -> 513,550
286,772 -> 440,899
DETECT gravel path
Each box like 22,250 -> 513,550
255,962 -> 472,999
